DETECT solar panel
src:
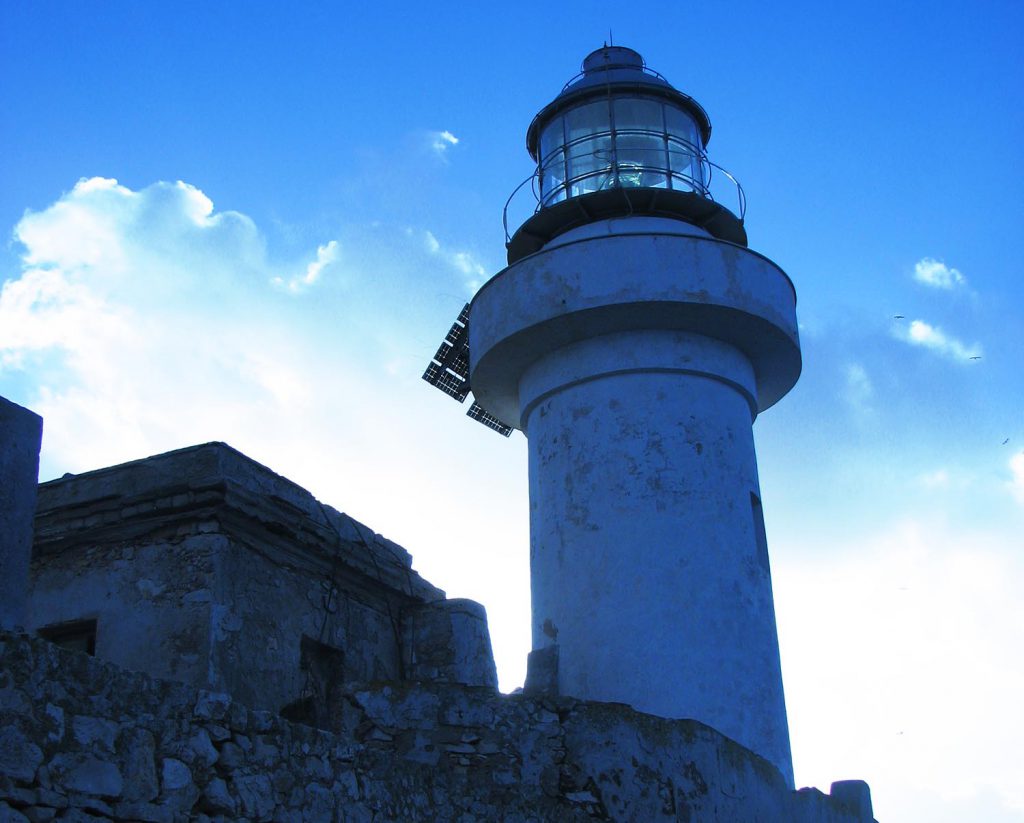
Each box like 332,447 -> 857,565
422,361 -> 469,402
423,304 -> 516,437
422,303 -> 471,403
467,402 -> 514,437
448,349 -> 469,376
444,321 -> 468,348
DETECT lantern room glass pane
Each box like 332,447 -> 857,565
565,100 -> 610,143
665,106 -> 701,150
669,140 -> 704,192
540,149 -> 566,205
567,134 -> 614,196
613,97 -> 664,134
561,100 -> 614,198
539,116 -> 565,167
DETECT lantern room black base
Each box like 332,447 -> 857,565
506,187 -> 747,264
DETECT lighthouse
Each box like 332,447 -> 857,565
427,45 -> 801,786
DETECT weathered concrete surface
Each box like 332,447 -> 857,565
28,443 -> 495,714
0,630 -> 875,822
0,396 -> 43,631
521,330 -> 792,787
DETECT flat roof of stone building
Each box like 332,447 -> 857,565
33,441 -> 443,603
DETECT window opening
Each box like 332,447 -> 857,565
38,618 -> 97,655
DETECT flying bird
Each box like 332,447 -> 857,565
1003,438 -> 1010,445
969,355 -> 982,360
893,314 -> 905,319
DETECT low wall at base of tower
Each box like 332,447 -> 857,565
0,630 -> 875,822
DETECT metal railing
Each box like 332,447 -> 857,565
503,153 -> 746,244
559,63 -> 672,93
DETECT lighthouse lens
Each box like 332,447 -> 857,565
616,134 -> 668,189
535,96 -> 710,205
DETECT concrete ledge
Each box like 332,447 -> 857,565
470,230 -> 801,428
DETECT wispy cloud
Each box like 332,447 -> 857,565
418,229 -> 487,291
917,467 -> 974,492
919,468 -> 951,489
1009,453 -> 1024,505
428,129 -> 459,159
843,362 -> 874,416
421,230 -> 441,255
272,240 -> 339,293
894,319 -> 981,362
914,257 -> 966,290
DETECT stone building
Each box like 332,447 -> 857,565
26,441 -> 497,716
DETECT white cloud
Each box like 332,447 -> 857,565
272,240 -> 339,293
895,319 -> 981,362
0,267 -> 123,368
1009,453 -> 1024,505
428,129 -> 460,158
15,177 -> 130,273
0,177 -> 343,469
914,257 -> 966,290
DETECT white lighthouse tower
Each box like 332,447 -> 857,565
470,45 -> 800,786
425,44 -> 800,786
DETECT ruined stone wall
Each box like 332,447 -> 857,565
1,631 -> 873,823
26,443 -> 485,715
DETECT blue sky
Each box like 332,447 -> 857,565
2,2 -> 1023,819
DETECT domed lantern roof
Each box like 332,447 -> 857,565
506,46 -> 745,263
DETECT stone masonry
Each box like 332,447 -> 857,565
0,630 -> 874,822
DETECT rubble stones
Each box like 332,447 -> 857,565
0,729 -> 42,783
159,759 -> 190,792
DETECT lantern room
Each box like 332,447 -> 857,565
506,45 -> 746,262
529,46 -> 711,206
